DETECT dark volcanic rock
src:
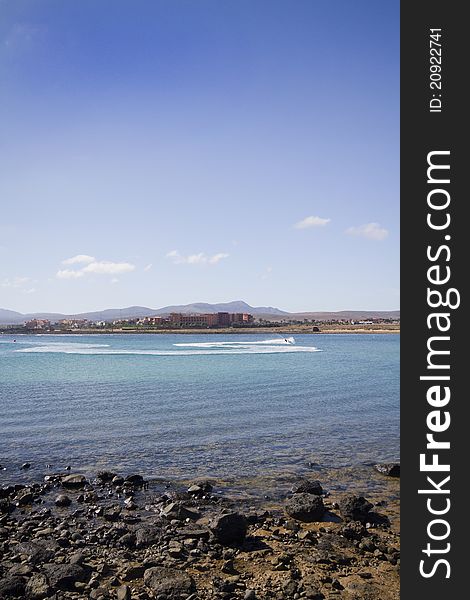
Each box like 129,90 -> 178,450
61,474 -> 87,489
135,524 -> 163,548
15,489 -> 35,506
210,512 -> 248,545
162,502 -> 200,521
125,474 -> 145,486
25,573 -> 50,599
143,567 -> 195,598
55,494 -> 72,507
285,493 -> 325,522
0,576 -> 26,598
339,495 -> 373,522
291,479 -> 323,496
16,540 -> 58,565
42,563 -> 88,591
96,470 -> 117,482
374,463 -> 400,478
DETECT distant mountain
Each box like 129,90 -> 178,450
153,300 -> 289,316
0,309 -> 24,324
0,301 -> 288,324
279,310 -> 401,321
0,304 -> 399,325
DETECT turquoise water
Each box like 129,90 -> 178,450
0,333 -> 399,484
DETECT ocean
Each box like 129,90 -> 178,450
0,333 -> 399,488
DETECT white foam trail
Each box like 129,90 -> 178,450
15,344 -> 320,356
174,337 -> 296,348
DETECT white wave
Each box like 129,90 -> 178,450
174,337 -> 296,348
16,344 -> 320,356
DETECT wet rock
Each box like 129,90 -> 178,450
285,493 -> 325,522
143,567 -> 196,598
55,494 -> 72,507
15,489 -> 35,506
339,495 -> 373,522
20,462 -> 31,470
96,470 -> 116,482
0,576 -> 26,598
291,479 -> 323,496
188,480 -> 213,495
162,502 -> 200,521
210,512 -> 248,546
112,475 -> 124,486
25,573 -> 50,599
104,505 -> 121,521
374,463 -> 400,478
125,474 -> 145,486
61,474 -> 87,489
42,562 -> 88,591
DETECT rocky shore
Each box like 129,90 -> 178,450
0,466 -> 400,600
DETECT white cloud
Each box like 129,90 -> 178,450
166,250 -> 229,265
110,278 -> 119,284
208,253 -> 230,264
56,269 -> 85,279
62,254 -> 95,265
294,215 -> 331,229
144,263 -> 153,272
346,222 -> 389,241
56,257 -> 135,279
81,261 -> 135,275
24,288 -> 37,294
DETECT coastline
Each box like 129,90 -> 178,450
0,465 -> 400,599
0,325 -> 400,336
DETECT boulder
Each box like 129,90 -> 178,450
135,524 -> 163,548
143,567 -> 195,598
374,463 -> 400,478
339,495 -> 373,522
162,502 -> 200,521
285,493 -> 325,522
42,563 -> 87,591
55,494 -> 72,507
0,576 -> 26,598
25,573 -> 50,599
16,541 -> 58,565
210,512 -> 248,546
291,479 -> 323,496
16,489 -> 35,506
61,474 -> 87,489
125,474 -> 145,486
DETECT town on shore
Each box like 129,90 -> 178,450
0,311 -> 400,335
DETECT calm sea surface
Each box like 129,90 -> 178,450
0,333 -> 399,485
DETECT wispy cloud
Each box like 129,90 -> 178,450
144,263 -> 153,272
56,257 -> 135,279
62,254 -> 95,265
346,222 -> 389,241
166,250 -> 229,265
294,215 -> 331,229
261,266 -> 273,280
1,276 -> 31,288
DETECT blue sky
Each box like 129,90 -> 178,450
0,0 -> 399,313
